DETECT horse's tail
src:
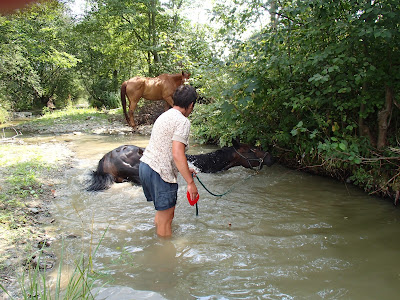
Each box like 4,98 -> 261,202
86,157 -> 115,191
120,81 -> 129,124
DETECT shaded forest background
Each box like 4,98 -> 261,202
1,0 -> 399,202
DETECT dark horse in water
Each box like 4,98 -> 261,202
87,141 -> 275,191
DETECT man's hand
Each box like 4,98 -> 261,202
189,168 -> 197,177
172,141 -> 198,200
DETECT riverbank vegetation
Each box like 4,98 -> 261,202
29,106 -> 114,127
0,139 -> 73,297
1,106 -> 131,297
0,0 -> 399,203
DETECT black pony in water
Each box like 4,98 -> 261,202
86,140 -> 275,191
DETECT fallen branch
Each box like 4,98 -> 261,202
1,127 -> 23,142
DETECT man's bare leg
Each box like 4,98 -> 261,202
154,206 -> 175,237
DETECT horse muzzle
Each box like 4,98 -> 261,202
262,153 -> 275,167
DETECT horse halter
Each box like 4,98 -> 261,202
234,147 -> 268,171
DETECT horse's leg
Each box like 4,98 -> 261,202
121,81 -> 130,125
127,98 -> 139,127
126,90 -> 142,127
125,81 -> 146,127
164,95 -> 174,110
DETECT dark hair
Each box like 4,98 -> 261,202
173,85 -> 198,109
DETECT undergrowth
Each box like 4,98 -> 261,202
0,230 -> 109,299
0,141 -> 72,298
0,144 -> 51,232
0,139 -> 109,298
31,107 -> 111,127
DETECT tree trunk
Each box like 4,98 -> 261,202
359,82 -> 376,147
112,69 -> 118,91
269,0 -> 277,30
172,0 -> 184,29
377,85 -> 394,149
148,0 -> 159,75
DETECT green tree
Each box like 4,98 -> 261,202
0,0 -> 80,114
73,0 -> 217,108
0,15 -> 41,115
86,0 -> 180,75
192,0 -> 400,199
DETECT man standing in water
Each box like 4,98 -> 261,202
139,85 -> 199,237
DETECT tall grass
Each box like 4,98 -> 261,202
31,107 -> 109,127
0,140 -> 110,299
0,228 -> 109,299
0,144 -> 49,227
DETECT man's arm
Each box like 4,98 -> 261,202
172,140 -> 198,200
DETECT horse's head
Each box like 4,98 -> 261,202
181,71 -> 191,83
232,140 -> 275,170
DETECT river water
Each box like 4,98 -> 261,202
39,134 -> 400,299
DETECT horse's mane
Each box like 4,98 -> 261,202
168,73 -> 184,80
187,147 -> 234,173
189,146 -> 232,158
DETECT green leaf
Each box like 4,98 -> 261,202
238,96 -> 252,106
221,101 -> 235,112
309,129 -> 318,139
339,143 -> 346,151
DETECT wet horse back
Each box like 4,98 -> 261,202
109,145 -> 142,183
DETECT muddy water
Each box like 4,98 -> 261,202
47,134 -> 400,300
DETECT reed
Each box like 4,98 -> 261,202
0,228 -> 109,300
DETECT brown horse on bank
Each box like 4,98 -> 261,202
120,71 -> 191,127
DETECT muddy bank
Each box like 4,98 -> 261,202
8,101 -> 165,137
0,142 -> 75,298
11,111 -> 152,136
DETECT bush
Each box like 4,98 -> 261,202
0,104 -> 10,124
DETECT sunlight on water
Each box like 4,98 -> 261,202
48,135 -> 400,300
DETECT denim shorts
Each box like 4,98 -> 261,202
139,162 -> 178,211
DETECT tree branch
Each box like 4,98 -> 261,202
262,6 -> 305,26
121,15 -> 144,42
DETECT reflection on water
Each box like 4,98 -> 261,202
44,134 -> 400,300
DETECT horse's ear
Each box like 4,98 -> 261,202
232,139 -> 240,148
182,71 -> 191,78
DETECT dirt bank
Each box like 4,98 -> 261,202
0,142 -> 74,298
